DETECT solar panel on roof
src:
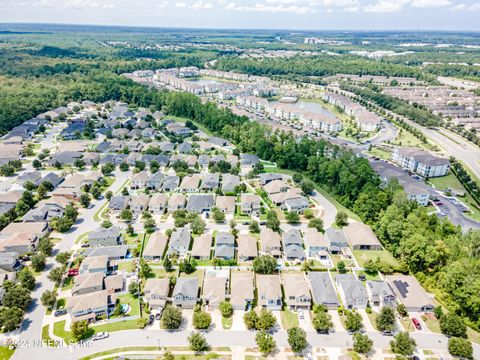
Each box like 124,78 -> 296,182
393,280 -> 409,299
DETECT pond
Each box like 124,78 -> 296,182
269,100 -> 336,118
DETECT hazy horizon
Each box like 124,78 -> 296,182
0,0 -> 479,31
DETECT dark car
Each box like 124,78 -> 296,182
155,312 -> 161,320
54,309 -> 67,317
149,314 -> 155,325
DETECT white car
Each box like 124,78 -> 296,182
92,332 -> 109,341
304,353 -> 313,360
298,309 -> 304,319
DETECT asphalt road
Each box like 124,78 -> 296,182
12,327 -> 479,360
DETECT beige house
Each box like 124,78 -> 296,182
202,276 -> 227,309
240,194 -> 261,215
179,175 -> 201,193
343,222 -> 382,250
191,233 -> 212,260
72,273 -> 124,296
260,228 -> 282,258
215,196 -> 236,214
144,278 -> 170,310
237,234 -> 258,261
230,272 -> 254,310
256,274 -> 282,310
143,232 -> 169,261
149,194 -> 168,214
167,194 -> 186,212
282,273 -> 311,310
67,290 -> 115,322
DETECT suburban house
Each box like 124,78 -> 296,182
325,227 -> 348,253
167,227 -> 191,258
144,278 -> 170,311
67,290 -> 115,323
130,194 -> 150,213
85,245 -> 129,260
109,196 -> 130,214
366,280 -> 396,308
191,233 -> 212,260
214,232 -> 235,260
282,229 -> 305,261
308,272 -> 339,309
304,228 -> 329,258
142,232 -> 168,261
240,194 -> 261,215
215,196 -> 236,214
202,275 -> 227,309
201,173 -> 220,191
230,272 -> 255,310
88,227 -> 123,247
259,173 -> 283,186
335,274 -> 369,309
149,194 -> 168,214
0,252 -> 22,272
221,174 -> 240,193
260,228 -> 282,258
186,194 -> 215,214
386,275 -> 435,312
147,172 -> 164,190
240,154 -> 259,170
172,277 -> 199,308
72,273 -> 124,296
179,175 -> 201,193
162,176 -> 180,192
343,222 -> 382,250
237,234 -> 258,261
256,274 -> 282,311
282,273 -> 312,310
167,194 -> 186,212
79,255 -> 109,275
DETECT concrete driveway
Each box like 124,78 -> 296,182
328,310 -> 344,331
298,310 -> 313,331
181,309 -> 194,330
231,310 -> 246,330
210,310 -> 223,331
358,309 -> 376,332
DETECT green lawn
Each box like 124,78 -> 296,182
90,318 -> 142,333
399,317 -> 415,332
62,276 -> 74,290
117,293 -> 140,316
222,315 -> 233,329
124,233 -> 142,245
365,146 -> 391,160
75,231 -> 91,244
42,324 -> 58,346
0,346 -> 15,360
117,260 -> 136,272
392,128 -> 429,149
53,320 -> 73,342
93,201 -> 109,222
353,249 -> 399,268
422,314 -> 441,333
280,309 -> 299,329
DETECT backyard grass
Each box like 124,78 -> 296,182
117,259 -> 136,273
352,250 -> 399,268
124,232 -> 143,245
280,309 -> 299,330
117,293 -> 140,316
0,346 -> 15,360
222,315 -> 233,329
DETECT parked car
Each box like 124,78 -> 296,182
92,332 -> 109,341
298,309 -> 304,320
381,330 -> 394,336
304,353 -> 313,360
412,317 -> 422,330
54,309 -> 67,317
149,314 -> 155,325
155,312 -> 161,320
67,268 -> 79,276
80,243 -> 90,248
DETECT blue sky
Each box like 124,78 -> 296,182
0,0 -> 479,31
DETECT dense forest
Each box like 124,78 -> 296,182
214,54 -> 430,79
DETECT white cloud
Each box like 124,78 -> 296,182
175,1 -> 186,7
450,2 -> 480,11
36,0 -> 114,9
410,0 -> 451,8
156,1 -> 168,8
192,1 -> 213,9
225,2 -> 312,14
363,0 -> 408,13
